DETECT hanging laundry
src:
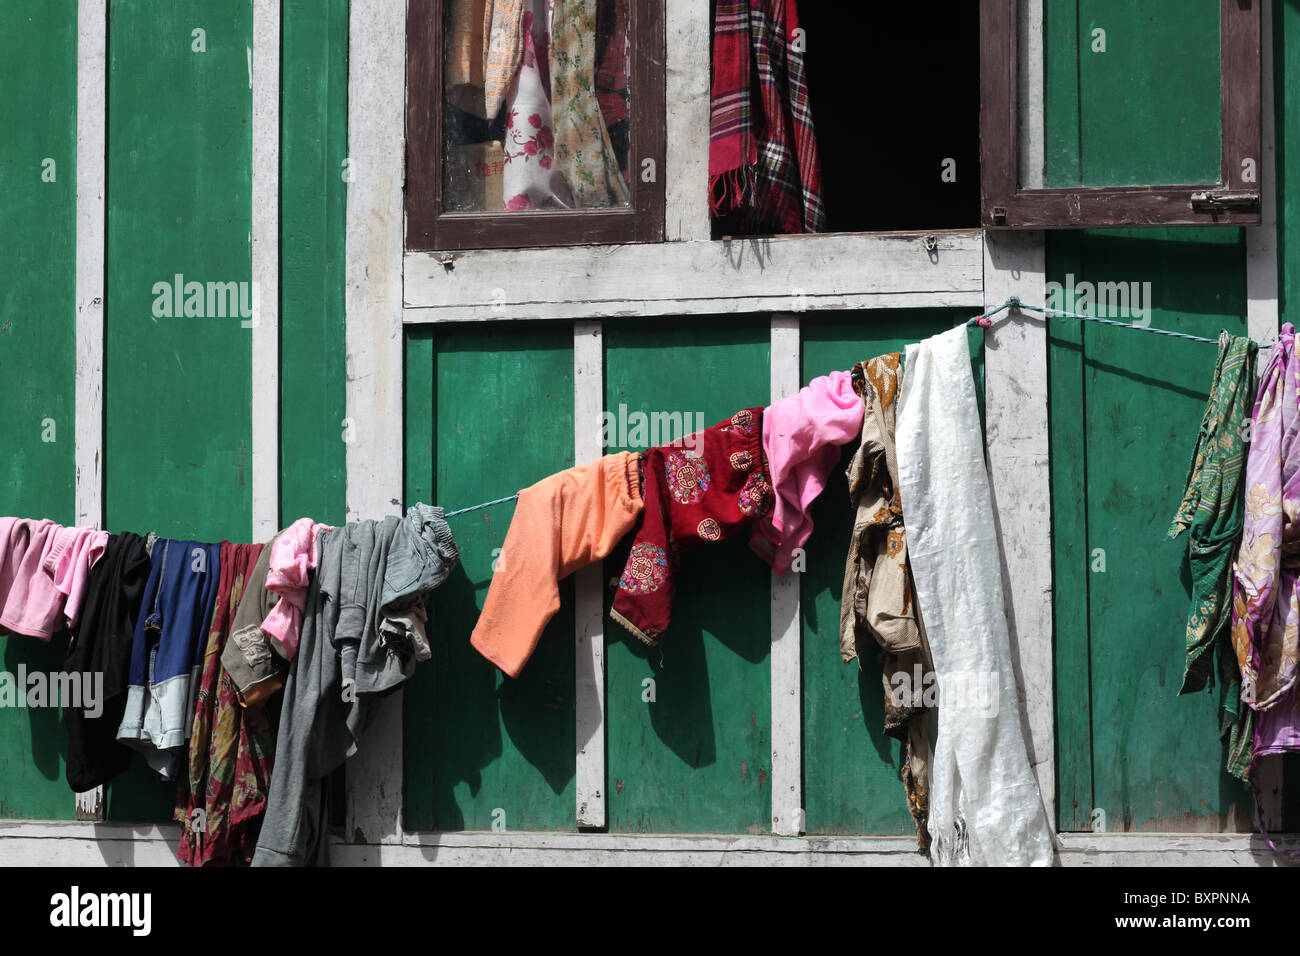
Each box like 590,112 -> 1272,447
253,507 -> 458,866
751,369 -> 862,573
220,535 -> 289,707
502,1 -> 576,210
594,0 -> 630,168
0,518 -> 107,639
550,0 -> 630,208
261,518 -> 333,662
64,531 -> 151,793
838,354 -> 932,852
446,0 -> 493,118
709,0 -> 824,234
1232,323 -> 1300,766
610,408 -> 774,646
1168,331 -> 1258,778
472,451 -> 643,677
174,540 -> 273,867
116,539 -> 222,780
380,503 -> 460,665
896,325 -> 1053,867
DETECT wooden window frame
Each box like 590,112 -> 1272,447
979,0 -> 1262,228
405,0 -> 667,251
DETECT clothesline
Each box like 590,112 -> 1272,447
969,296 -> 1276,348
445,300 -> 1268,518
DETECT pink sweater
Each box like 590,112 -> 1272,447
0,519 -> 108,638
260,517 -> 332,660
751,371 -> 864,575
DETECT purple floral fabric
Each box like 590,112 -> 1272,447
1232,322 -> 1300,756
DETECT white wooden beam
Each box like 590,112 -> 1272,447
1248,0 -> 1284,832
250,0 -> 281,542
982,231 -> 1055,841
403,231 -> 986,321
74,0 -> 107,825
344,0 -> 407,847
769,315 -> 803,836
664,0 -> 711,242
573,320 -> 606,828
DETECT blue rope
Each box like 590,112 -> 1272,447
445,493 -> 520,518
446,301 -> 1268,517
969,296 -> 1273,348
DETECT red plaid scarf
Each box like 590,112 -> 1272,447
709,0 -> 824,234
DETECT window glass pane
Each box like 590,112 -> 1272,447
443,0 -> 631,212
1020,0 -> 1222,189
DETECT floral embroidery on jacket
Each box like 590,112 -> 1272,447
619,542 -> 669,594
665,450 -> 711,505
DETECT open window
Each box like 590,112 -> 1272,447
406,0 -> 666,251
980,0 -> 1262,227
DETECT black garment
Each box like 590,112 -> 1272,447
64,531 -> 151,792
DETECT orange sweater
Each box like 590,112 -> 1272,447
471,452 -> 643,678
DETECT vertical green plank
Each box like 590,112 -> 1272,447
402,328 -> 436,829
0,0 -> 78,821
799,310 -> 964,836
104,0 -> 253,822
1043,0 -> 1081,187
1275,0 -> 1300,826
1077,228 -> 1252,830
604,317 -> 771,834
1048,0 -> 1220,187
417,324 -> 576,831
1047,232 -> 1094,831
280,0 -> 348,527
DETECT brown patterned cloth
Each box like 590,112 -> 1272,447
174,541 -> 273,867
839,353 -> 932,852
445,0 -> 527,120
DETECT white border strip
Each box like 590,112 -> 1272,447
982,230 -> 1055,838
664,0 -> 711,242
574,321 -> 606,827
250,0 -> 281,541
1248,0 -> 1283,831
769,315 -> 803,836
344,0 -> 408,846
73,0 -> 107,824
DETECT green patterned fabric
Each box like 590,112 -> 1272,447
1168,331 -> 1257,779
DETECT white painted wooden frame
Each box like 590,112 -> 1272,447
250,0 -> 281,542
769,316 -> 803,836
573,321 -> 606,827
73,0 -> 108,825
982,231 -> 1054,847
343,0 -> 408,847
403,231 -> 986,323
1248,0 -> 1284,831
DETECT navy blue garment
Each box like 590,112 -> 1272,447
115,539 -> 222,780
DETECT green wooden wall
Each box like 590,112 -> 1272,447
1044,0 -> 1221,188
1046,0 -> 1300,833
0,0 -> 348,823
0,0 -> 78,822
403,312 -> 981,835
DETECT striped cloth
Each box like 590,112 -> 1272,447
709,0 -> 824,234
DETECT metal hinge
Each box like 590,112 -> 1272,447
1190,191 -> 1259,212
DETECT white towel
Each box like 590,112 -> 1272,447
896,325 -> 1054,867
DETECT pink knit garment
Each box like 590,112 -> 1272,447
42,525 -> 109,628
751,370 -> 864,574
260,518 -> 332,660
0,518 -> 107,639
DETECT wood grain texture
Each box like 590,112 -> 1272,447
279,0 -> 348,527
602,316 -> 771,834
403,231 -> 986,319
406,324 -> 577,832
